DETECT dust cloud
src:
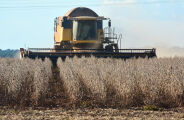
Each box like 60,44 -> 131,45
157,46 -> 184,58
97,0 -> 184,57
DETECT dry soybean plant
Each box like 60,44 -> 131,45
0,58 -> 52,106
57,57 -> 83,103
1,56 -> 184,108
72,57 -> 107,104
57,57 -> 184,108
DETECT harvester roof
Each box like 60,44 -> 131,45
64,7 -> 99,17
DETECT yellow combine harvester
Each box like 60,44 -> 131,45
20,7 -> 156,62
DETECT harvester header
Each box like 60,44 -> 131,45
20,7 -> 156,62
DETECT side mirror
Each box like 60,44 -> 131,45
108,20 -> 111,27
62,21 -> 64,27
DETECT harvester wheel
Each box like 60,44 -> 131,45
113,44 -> 119,53
105,45 -> 114,52
60,42 -> 73,49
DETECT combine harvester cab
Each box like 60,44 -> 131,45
20,7 -> 156,63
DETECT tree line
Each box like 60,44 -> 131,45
0,49 -> 19,58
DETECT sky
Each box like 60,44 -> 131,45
0,0 -> 184,57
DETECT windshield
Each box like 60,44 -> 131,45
73,20 -> 98,40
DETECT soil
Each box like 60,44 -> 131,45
0,107 -> 184,120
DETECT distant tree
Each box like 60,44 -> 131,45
0,49 -> 19,58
